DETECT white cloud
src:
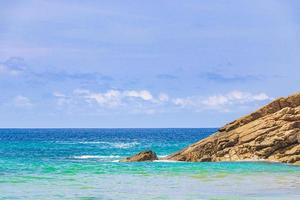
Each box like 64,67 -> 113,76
124,90 -> 153,101
68,89 -> 158,108
158,93 -> 169,102
207,91 -> 271,106
53,89 -> 272,113
53,92 -> 71,106
13,95 -> 33,107
172,90 -> 272,112
86,90 -> 122,107
252,93 -> 270,101
201,95 -> 228,107
227,90 -> 246,100
173,97 -> 194,107
73,89 -> 122,107
53,91 -> 67,98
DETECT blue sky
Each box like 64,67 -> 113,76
0,0 -> 300,128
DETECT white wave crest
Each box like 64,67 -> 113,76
153,160 -> 182,163
73,155 -> 121,159
158,155 -> 169,158
111,142 -> 139,148
77,141 -> 140,149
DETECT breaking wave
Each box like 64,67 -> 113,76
73,155 -> 121,159
57,141 -> 140,149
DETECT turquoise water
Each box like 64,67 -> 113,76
0,128 -> 300,199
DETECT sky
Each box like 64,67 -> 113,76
0,0 -> 300,128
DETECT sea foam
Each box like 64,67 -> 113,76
73,155 -> 121,159
57,141 -> 140,149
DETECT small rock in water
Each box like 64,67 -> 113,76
120,150 -> 158,162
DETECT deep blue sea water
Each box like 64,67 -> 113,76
0,128 -> 300,199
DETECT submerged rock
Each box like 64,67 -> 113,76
166,92 -> 300,165
120,150 -> 158,162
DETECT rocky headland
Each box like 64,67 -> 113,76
122,92 -> 300,165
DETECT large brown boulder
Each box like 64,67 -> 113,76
166,92 -> 300,165
120,150 -> 158,162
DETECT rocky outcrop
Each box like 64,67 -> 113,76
120,150 -> 158,162
166,92 -> 300,165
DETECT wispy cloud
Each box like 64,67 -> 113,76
33,71 -> 113,82
156,74 -> 178,80
201,72 -> 261,82
0,57 -> 113,87
13,95 -> 33,108
0,57 -> 26,76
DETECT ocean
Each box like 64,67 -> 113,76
0,128 -> 299,199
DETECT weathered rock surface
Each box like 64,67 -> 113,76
166,92 -> 300,165
120,150 -> 158,162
